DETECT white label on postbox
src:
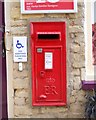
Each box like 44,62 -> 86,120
45,52 -> 53,69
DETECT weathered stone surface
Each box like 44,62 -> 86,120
69,26 -> 84,33
71,90 -> 78,96
47,13 -> 66,18
13,70 -> 28,79
73,76 -> 81,90
11,27 -> 28,35
71,53 -> 85,68
13,78 -> 29,89
20,14 -> 45,19
15,89 -> 29,98
14,97 -> 26,106
72,33 -> 85,44
69,102 -> 84,115
69,18 -> 84,26
14,105 -> 33,116
11,7 -> 20,19
39,107 -> 68,114
11,20 -> 28,27
81,68 -> 86,80
70,43 -> 80,53
70,33 -> 76,39
70,96 -> 76,104
71,68 -> 80,76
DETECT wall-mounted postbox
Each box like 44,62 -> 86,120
31,22 -> 66,106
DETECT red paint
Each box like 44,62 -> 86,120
92,23 -> 96,64
24,0 -> 74,11
31,22 -> 66,106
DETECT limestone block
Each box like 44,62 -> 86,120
39,107 -> 68,114
25,98 -> 29,104
68,78 -> 74,90
78,1 -> 84,7
13,78 -> 29,89
11,27 -> 28,35
13,70 -> 28,79
81,68 -> 86,80
68,9 -> 84,19
77,7 -> 84,18
68,112 -> 84,118
13,63 -> 19,71
75,90 -> 86,103
70,33 -> 75,39
69,18 -> 84,26
80,43 -> 85,55
69,102 -> 84,115
70,43 -> 80,53
14,115 -> 31,118
14,97 -> 26,106
14,105 -> 33,116
71,53 -> 85,68
76,94 -> 86,102
78,90 -> 86,97
71,90 -> 78,96
5,35 -> 12,51
11,7 -> 20,19
47,13 -> 66,18
10,2 -> 20,8
71,69 -> 80,76
70,96 -> 76,104
52,112 -> 68,118
30,113 -> 56,118
67,14 -> 77,19
11,20 -> 27,27
20,14 -> 44,19
71,90 -> 86,103
73,76 -> 81,90
32,108 -> 41,115
70,42 -> 85,55
69,26 -> 84,33
15,89 -> 29,98
76,12 -> 84,20
73,33 -> 84,44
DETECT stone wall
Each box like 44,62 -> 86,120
5,0 -> 86,118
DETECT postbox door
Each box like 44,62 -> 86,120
31,22 -> 66,106
34,46 -> 66,105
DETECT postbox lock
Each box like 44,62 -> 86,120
40,71 -> 45,78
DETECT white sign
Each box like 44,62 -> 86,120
21,0 -> 77,14
45,52 -> 53,69
13,36 -> 27,62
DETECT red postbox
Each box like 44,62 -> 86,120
31,22 -> 66,106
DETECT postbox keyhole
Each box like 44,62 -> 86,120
40,71 -> 45,78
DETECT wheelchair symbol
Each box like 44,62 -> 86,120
16,40 -> 24,49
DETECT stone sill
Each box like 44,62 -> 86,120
82,80 -> 96,90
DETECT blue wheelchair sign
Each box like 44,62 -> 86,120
16,40 -> 24,49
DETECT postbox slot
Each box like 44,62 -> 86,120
38,34 -> 60,40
